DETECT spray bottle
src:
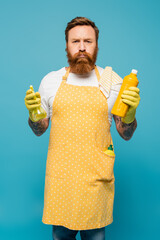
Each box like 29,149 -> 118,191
29,85 -> 47,122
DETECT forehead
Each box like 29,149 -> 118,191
68,25 -> 96,40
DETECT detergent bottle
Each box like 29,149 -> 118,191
103,144 -> 115,157
29,85 -> 47,122
111,69 -> 139,117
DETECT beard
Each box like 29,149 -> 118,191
65,45 -> 98,74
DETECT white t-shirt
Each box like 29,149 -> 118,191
38,66 -> 122,126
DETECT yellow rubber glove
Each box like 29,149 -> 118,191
121,86 -> 140,124
24,85 -> 41,122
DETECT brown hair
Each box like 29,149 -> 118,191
65,16 -> 99,43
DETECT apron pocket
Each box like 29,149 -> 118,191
94,147 -> 115,181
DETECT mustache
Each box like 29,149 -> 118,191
74,51 -> 92,61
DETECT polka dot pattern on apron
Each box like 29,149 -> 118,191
42,66 -> 115,230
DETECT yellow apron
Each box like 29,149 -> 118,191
42,66 -> 115,230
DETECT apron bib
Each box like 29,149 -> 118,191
42,66 -> 115,230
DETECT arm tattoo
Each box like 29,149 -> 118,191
113,115 -> 137,140
28,118 -> 49,136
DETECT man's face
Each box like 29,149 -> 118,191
65,25 -> 98,74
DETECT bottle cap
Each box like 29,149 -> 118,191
108,144 -> 113,151
131,69 -> 138,75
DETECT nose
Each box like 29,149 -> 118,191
79,40 -> 86,52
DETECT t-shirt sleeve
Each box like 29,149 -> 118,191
107,70 -> 123,125
38,80 -> 50,118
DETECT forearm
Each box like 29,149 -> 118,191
28,117 -> 49,136
113,115 -> 137,141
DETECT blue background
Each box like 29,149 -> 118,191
0,0 -> 160,239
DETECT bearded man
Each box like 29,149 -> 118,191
24,17 -> 140,240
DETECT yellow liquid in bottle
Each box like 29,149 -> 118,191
31,106 -> 47,122
111,69 -> 139,117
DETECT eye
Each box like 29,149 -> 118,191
85,40 -> 92,43
73,40 -> 79,43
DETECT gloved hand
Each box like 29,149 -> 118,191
24,85 -> 41,122
121,86 -> 140,124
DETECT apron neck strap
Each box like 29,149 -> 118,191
62,65 -> 100,82
62,67 -> 71,80
94,65 -> 100,82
